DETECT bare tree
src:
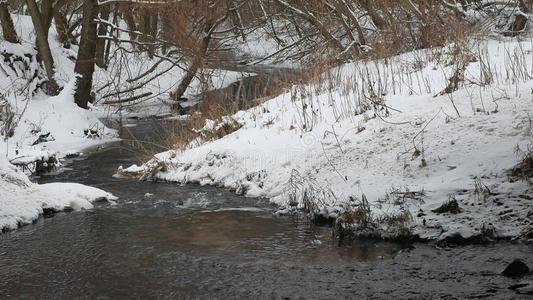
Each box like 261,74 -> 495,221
170,0 -> 231,101
74,0 -> 98,109
26,0 -> 59,95
95,4 -> 111,68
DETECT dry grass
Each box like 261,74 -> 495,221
432,196 -> 462,214
286,169 -> 338,220
511,145 -> 533,184
334,194 -> 413,241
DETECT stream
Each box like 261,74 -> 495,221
0,118 -> 532,299
1,61 -> 533,298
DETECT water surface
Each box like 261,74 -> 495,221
1,118 -> 531,299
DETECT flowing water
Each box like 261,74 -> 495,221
1,101 -> 532,298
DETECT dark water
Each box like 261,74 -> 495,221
1,119 -> 532,299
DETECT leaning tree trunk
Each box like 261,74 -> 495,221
0,2 -> 19,43
26,0 -> 59,95
357,0 -> 387,30
74,0 -> 98,109
172,27 -> 212,103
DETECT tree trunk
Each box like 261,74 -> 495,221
74,0 -> 98,109
139,8 -> 155,58
104,5 -> 119,65
357,0 -> 387,30
40,0 -> 54,37
54,10 -> 70,46
149,11 -> 158,57
26,0 -> 59,95
161,8 -> 174,53
121,3 -> 137,39
0,2 -> 19,43
333,0 -> 366,45
172,27 -> 212,102
95,5 -> 110,68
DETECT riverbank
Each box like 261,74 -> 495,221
0,14 -> 273,232
0,81 -> 118,232
0,117 -> 531,299
124,38 -> 533,242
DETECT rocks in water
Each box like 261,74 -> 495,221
93,197 -> 110,204
312,213 -> 336,226
84,129 -> 100,138
502,259 -> 530,277
10,151 -> 59,174
42,207 -> 57,218
65,151 -> 82,159
522,227 -> 533,240
34,156 -> 58,174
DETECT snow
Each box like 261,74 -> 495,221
0,158 -> 117,231
0,14 -> 249,232
0,81 -> 118,231
0,16 -> 119,232
2,11 -> 531,241
129,38 -> 533,241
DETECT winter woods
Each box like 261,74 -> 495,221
1,0 -> 532,109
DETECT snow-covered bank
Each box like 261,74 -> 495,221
0,158 -> 116,231
0,12 -> 292,232
125,38 -> 533,242
0,81 -> 118,231
0,44 -> 118,232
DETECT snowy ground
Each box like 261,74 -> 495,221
125,38 -> 533,241
0,158 -> 116,231
0,21 -> 120,231
0,78 -> 119,231
0,16 -> 121,232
